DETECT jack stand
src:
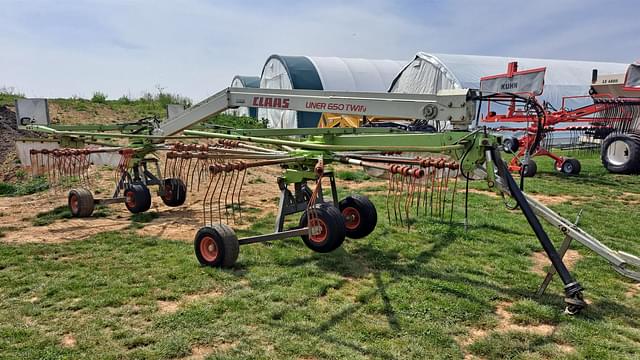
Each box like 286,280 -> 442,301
490,148 -> 586,314
536,210 -> 583,296
274,172 -> 338,232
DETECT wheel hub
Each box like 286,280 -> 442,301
125,193 -> 136,208
309,218 -> 328,243
200,236 -> 219,262
70,194 -> 79,213
607,140 -> 631,166
342,207 -> 361,230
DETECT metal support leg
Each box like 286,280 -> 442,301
329,174 -> 339,206
490,148 -> 586,313
537,211 -> 582,296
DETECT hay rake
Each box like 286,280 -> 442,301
482,62 -> 640,176
20,86 -> 640,314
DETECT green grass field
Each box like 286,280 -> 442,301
1,152 -> 639,359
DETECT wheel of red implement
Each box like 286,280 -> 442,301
161,178 -> 187,207
601,133 -> 640,174
68,188 -> 94,217
194,224 -> 239,267
560,158 -> 581,175
503,137 -> 520,153
124,184 -> 152,214
338,194 -> 377,239
520,159 -> 537,178
299,204 -> 346,253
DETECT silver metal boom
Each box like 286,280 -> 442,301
158,87 -> 478,136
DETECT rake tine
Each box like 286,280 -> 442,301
189,155 -> 202,192
236,166 -> 247,223
228,167 -> 239,222
405,171 -> 414,231
441,167 -> 451,222
450,168 -> 459,224
430,166 -> 436,217
393,174 -> 400,226
386,169 -> 393,224
217,170 -> 228,224
223,167 -> 236,223
396,171 -> 405,227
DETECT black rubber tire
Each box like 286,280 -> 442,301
161,178 -> 187,207
601,133 -> 640,174
194,224 -> 239,268
124,183 -> 152,214
503,137 -> 519,153
521,159 -> 537,178
560,158 -> 581,175
338,194 -> 377,239
299,204 -> 346,253
68,188 -> 95,217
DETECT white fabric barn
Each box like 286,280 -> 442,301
259,55 -> 406,128
227,75 -> 260,117
389,52 -> 628,109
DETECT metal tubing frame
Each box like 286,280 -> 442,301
490,148 -> 585,306
525,194 -> 640,281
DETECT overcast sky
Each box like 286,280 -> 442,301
1,0 -> 637,101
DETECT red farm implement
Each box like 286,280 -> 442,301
481,62 -> 640,176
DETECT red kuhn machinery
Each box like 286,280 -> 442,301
481,62 -> 640,176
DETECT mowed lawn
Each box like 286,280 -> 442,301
1,152 -> 639,359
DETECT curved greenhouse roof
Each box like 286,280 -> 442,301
228,75 -> 260,118
259,55 -> 406,128
389,52 -> 628,108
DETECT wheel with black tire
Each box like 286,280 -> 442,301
503,137 -> 519,153
520,159 -> 537,177
560,158 -> 581,175
194,224 -> 239,267
338,194 -> 377,239
161,178 -> 187,207
68,188 -> 95,217
124,184 -> 152,213
299,204 -> 346,253
601,133 -> 640,174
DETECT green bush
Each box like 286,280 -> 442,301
91,91 -> 108,103
117,95 -> 131,104
203,114 -> 267,129
0,176 -> 49,197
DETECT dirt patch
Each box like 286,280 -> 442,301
619,192 -> 640,205
494,301 -> 556,336
556,343 -> 576,354
528,194 -> 579,206
0,165 -> 284,245
61,334 -> 76,348
182,342 -> 237,360
48,102 -> 134,126
625,283 -> 640,298
457,300 -> 562,357
182,345 -> 213,360
157,289 -> 223,314
530,250 -> 582,276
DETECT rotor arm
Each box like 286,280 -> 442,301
158,87 -> 479,136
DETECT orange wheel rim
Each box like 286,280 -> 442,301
163,184 -> 173,200
125,192 -> 136,208
309,218 -> 328,243
70,194 -> 79,213
200,236 -> 219,262
342,207 -> 361,230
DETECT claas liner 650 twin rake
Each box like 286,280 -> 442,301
23,86 -> 640,314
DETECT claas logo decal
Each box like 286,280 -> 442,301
252,97 -> 290,109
